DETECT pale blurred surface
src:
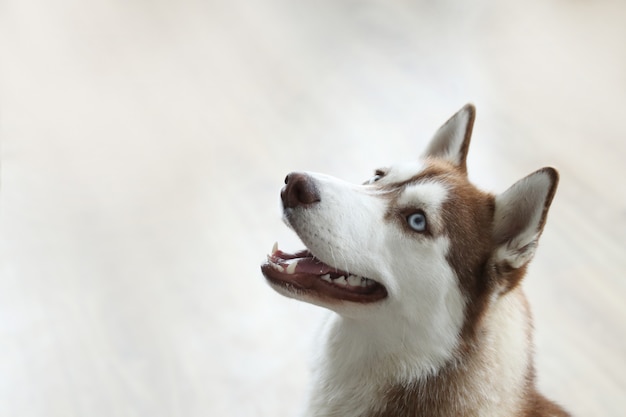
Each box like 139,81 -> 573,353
1,0 -> 625,416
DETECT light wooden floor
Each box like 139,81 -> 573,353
1,1 -> 624,416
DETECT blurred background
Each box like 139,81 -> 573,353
1,0 -> 625,416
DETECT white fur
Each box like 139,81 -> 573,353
379,161 -> 425,184
396,181 -> 449,210
462,289 -> 530,416
422,105 -> 472,166
493,170 -> 554,269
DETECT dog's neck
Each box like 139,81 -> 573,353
303,289 -> 533,417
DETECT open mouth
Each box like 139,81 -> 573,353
261,243 -> 388,303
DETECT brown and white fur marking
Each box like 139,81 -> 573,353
261,104 -> 570,417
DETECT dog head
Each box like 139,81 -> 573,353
261,104 -> 558,348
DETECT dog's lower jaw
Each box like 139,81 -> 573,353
302,288 -> 558,417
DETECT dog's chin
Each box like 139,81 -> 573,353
261,243 -> 388,304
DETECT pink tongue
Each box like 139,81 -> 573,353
292,256 -> 337,275
274,250 -> 345,275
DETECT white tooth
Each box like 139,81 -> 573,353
335,276 -> 347,286
272,242 -> 278,254
273,264 -> 284,272
361,278 -> 370,287
321,274 -> 331,282
286,259 -> 298,274
347,275 -> 361,286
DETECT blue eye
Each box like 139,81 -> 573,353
407,212 -> 427,232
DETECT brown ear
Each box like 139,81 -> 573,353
492,167 -> 559,279
422,104 -> 476,173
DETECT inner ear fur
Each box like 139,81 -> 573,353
423,103 -> 476,173
490,168 -> 559,289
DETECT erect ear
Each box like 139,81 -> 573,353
422,103 -> 476,173
492,168 -> 559,277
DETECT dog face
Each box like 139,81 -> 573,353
262,104 -> 558,354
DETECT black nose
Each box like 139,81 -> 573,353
281,172 -> 321,208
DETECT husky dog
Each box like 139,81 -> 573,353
261,104 -> 570,417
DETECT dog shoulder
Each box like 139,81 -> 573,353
521,392 -> 572,417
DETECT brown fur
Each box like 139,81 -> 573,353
366,290 -> 569,417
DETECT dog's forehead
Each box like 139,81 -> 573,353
396,181 -> 449,209
380,159 -> 465,216
383,161 -> 427,184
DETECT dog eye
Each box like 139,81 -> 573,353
367,175 -> 382,184
365,170 -> 385,185
406,212 -> 427,232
